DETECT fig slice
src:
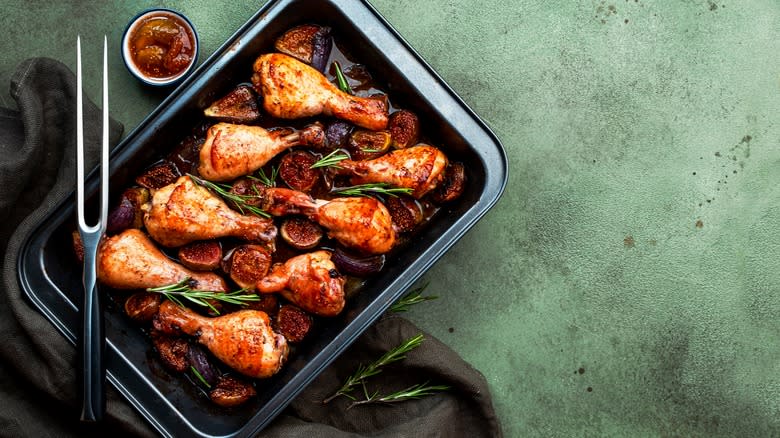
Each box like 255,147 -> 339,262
430,162 -> 466,203
274,24 -> 332,72
279,150 -> 319,192
178,240 -> 223,271
221,244 -> 272,290
203,85 -> 261,123
348,130 -> 392,161
135,161 -> 180,190
385,196 -> 424,233
279,217 -> 324,250
209,375 -> 257,407
325,121 -> 353,149
124,292 -> 162,323
388,110 -> 420,149
275,304 -> 313,343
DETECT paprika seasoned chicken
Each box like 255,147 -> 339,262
98,229 -> 228,291
238,184 -> 396,254
256,250 -> 345,317
252,53 -> 388,131
144,176 -> 277,247
198,122 -> 325,182
337,144 -> 449,199
154,301 -> 288,379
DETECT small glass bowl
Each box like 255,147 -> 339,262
121,8 -> 199,87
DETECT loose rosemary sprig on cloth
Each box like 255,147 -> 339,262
331,183 -> 413,198
310,149 -> 350,169
389,283 -> 438,313
323,334 -> 425,403
188,174 -> 271,218
333,61 -> 353,94
348,381 -> 451,409
146,277 -> 261,315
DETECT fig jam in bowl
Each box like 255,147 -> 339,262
122,8 -> 199,86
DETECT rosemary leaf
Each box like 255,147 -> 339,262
333,61 -> 353,94
348,382 -> 450,409
310,149 -> 350,169
248,165 -> 278,187
187,174 -> 271,218
147,277 -> 261,315
190,366 -> 212,389
323,333 -> 424,403
389,283 -> 437,313
331,183 -> 413,198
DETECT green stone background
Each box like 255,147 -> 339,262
1,1 -> 778,436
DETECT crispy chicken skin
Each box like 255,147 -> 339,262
97,229 -> 227,291
249,186 -> 396,255
338,144 -> 449,199
252,53 -> 388,131
154,301 -> 288,379
144,176 -> 277,247
197,122 -> 323,182
256,250 -> 345,317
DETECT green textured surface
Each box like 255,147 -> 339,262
2,1 -> 779,436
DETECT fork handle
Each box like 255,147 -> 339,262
79,243 -> 105,422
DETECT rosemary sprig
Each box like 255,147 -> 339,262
310,149 -> 350,169
389,283 -> 437,313
333,61 -> 353,94
348,381 -> 450,409
323,333 -> 424,403
248,165 -> 279,187
190,366 -> 212,389
146,277 -> 261,315
188,174 -> 271,218
331,183 -> 413,198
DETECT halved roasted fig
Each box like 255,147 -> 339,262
228,177 -> 264,209
124,292 -> 162,323
106,187 -> 151,235
388,110 -> 420,149
178,240 -> 223,271
430,162 -> 466,203
221,244 -> 272,289
150,331 -> 190,373
280,217 -> 324,250
274,24 -> 332,72
332,248 -> 385,276
209,374 -> 257,407
275,304 -> 313,343
203,85 -> 261,124
247,293 -> 279,315
385,196 -> 424,233
279,150 -> 319,192
135,161 -> 179,190
348,130 -> 392,161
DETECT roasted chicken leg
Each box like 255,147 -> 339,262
256,250 -> 345,317
154,301 -> 288,379
144,176 -> 277,247
237,184 -> 396,254
98,229 -> 228,291
198,122 -> 324,182
336,144 -> 449,199
252,53 -> 388,131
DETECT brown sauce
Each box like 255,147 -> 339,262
128,12 -> 195,79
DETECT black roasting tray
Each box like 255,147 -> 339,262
16,0 -> 507,436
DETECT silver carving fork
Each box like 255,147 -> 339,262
76,35 -> 108,422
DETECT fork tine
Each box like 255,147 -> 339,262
76,35 -> 87,231
100,35 -> 109,227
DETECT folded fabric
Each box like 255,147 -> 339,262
0,58 -> 501,437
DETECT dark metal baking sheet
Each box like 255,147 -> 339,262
17,0 -> 507,436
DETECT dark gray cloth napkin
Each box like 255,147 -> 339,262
0,58 -> 501,437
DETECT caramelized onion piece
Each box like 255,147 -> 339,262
124,292 -> 162,323
203,85 -> 261,124
209,375 -> 257,407
187,344 -> 219,387
106,187 -> 151,235
280,217 -> 323,250
430,162 -> 466,203
279,150 -> 319,192
178,240 -> 223,271
222,245 -> 272,289
388,110 -> 420,149
275,305 -> 313,343
332,248 -> 385,276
